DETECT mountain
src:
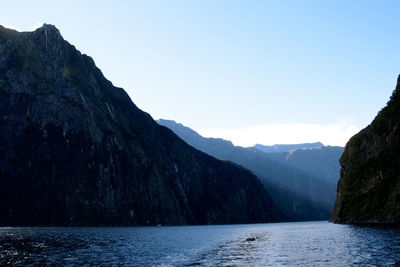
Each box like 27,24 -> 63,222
331,76 -> 400,224
0,24 -> 284,226
158,119 -> 344,221
263,146 -> 344,185
254,142 -> 324,153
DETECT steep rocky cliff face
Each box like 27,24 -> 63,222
0,24 -> 283,225
331,76 -> 400,224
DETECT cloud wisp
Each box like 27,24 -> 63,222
198,119 -> 361,147
31,22 -> 43,31
0,22 -> 43,32
0,23 -> 22,32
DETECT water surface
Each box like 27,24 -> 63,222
1,221 -> 399,266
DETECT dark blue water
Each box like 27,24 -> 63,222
0,221 -> 399,266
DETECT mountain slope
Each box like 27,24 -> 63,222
331,76 -> 400,224
0,24 -> 283,225
158,119 -> 343,221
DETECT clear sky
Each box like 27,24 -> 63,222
2,1 -> 400,147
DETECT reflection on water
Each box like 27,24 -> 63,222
0,221 -> 399,266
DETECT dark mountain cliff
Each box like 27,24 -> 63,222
0,24 -> 283,225
158,119 -> 343,221
331,76 -> 400,224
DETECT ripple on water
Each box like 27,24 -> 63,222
0,222 -> 399,266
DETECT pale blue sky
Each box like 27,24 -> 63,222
2,1 -> 400,146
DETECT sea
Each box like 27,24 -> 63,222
0,221 -> 399,266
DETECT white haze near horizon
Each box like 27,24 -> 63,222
197,119 -> 360,147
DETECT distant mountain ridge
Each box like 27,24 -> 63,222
0,24 -> 284,226
158,119 -> 344,221
254,142 -> 324,153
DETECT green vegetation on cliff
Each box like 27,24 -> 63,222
331,76 -> 400,224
